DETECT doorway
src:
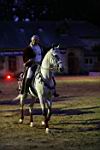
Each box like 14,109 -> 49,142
68,52 -> 80,75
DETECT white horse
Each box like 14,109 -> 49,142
18,46 -> 64,133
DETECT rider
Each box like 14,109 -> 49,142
20,35 -> 59,97
21,34 -> 43,97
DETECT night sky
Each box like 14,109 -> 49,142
0,0 -> 100,26
47,0 -> 100,26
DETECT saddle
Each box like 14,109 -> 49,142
18,66 -> 41,97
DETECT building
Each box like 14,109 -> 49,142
0,20 -> 100,77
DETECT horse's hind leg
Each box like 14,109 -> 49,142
29,99 -> 35,127
19,96 -> 24,124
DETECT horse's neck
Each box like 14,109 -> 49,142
41,52 -> 52,80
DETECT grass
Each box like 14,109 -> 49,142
0,76 -> 100,150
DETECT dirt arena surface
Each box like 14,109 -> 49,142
0,76 -> 100,150
0,75 -> 100,101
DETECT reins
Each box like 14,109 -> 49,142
41,66 -> 57,71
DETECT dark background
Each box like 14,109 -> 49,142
0,0 -> 100,26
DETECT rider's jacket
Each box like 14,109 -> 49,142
23,46 -> 36,64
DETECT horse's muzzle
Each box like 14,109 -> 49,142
59,67 -> 64,72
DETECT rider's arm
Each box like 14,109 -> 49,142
24,59 -> 35,67
23,46 -> 36,67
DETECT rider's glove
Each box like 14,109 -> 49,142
24,59 -> 34,67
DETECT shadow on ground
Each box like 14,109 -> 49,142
0,104 -> 95,116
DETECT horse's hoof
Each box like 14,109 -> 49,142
19,119 -> 23,124
30,122 -> 34,127
45,128 -> 49,134
41,121 -> 45,126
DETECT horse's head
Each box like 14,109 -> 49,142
50,45 -> 64,73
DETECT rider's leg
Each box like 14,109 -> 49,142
23,67 -> 33,96
20,68 -> 28,94
23,65 -> 37,96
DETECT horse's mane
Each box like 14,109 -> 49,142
35,49 -> 51,75
42,49 -> 50,62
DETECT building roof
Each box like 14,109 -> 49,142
69,20 -> 100,38
0,20 -> 100,50
58,35 -> 86,48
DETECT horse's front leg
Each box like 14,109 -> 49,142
39,96 -> 50,133
44,99 -> 52,133
41,103 -> 51,133
47,99 -> 52,122
19,95 -> 24,124
29,98 -> 36,127
39,98 -> 48,127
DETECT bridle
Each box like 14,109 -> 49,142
41,53 -> 62,71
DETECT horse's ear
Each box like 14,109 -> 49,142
56,45 -> 60,49
52,43 -> 59,49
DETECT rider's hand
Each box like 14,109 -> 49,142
24,59 -> 34,67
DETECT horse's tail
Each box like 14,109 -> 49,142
13,94 -> 21,101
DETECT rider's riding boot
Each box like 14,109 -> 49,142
24,78 -> 32,97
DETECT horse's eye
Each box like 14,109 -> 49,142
55,55 -> 60,60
